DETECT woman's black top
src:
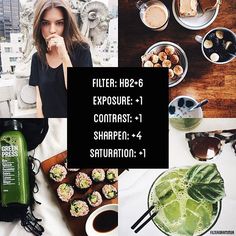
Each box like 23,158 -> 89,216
29,43 -> 92,118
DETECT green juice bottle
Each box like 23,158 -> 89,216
0,119 -> 30,207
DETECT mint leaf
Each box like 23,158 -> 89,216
186,164 -> 225,203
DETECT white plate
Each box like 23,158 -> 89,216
143,41 -> 188,88
172,0 -> 220,30
85,204 -> 118,236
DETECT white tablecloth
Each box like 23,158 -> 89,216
0,118 -> 72,236
119,118 -> 236,236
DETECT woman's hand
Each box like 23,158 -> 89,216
46,34 -> 69,62
46,34 -> 72,90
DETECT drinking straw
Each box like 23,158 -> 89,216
131,205 -> 155,231
134,212 -> 158,233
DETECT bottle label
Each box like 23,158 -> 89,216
0,133 -> 29,206
1,145 -> 18,186
1,145 -> 18,158
0,136 -> 19,196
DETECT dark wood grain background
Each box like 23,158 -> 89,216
119,0 -> 236,117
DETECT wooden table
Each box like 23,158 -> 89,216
119,0 -> 236,117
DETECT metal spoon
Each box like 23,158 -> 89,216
189,99 -> 208,112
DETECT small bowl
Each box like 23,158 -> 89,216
85,204 -> 118,236
141,41 -> 188,87
169,95 -> 203,118
168,95 -> 203,130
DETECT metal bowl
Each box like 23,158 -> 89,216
141,41 -> 188,88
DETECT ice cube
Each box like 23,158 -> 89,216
182,209 -> 200,235
155,181 -> 176,205
164,200 -> 181,223
195,204 -> 213,229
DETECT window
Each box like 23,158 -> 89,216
9,57 -> 17,62
4,47 -> 11,52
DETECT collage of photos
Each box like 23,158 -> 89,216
0,1 -> 235,236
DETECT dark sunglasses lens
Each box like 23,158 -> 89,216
189,137 -> 221,160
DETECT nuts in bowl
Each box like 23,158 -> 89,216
141,41 -> 188,87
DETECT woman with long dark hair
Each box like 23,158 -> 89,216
30,0 -> 92,117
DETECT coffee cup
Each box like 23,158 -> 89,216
169,96 -> 203,130
195,27 -> 236,64
136,0 -> 170,31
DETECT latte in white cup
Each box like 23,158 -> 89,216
137,0 -> 169,31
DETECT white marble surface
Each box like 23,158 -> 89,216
119,118 -> 236,236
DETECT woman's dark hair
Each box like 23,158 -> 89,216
33,0 -> 87,65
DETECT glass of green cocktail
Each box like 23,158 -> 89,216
148,164 -> 224,236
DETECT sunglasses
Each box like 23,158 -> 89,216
186,129 -> 236,161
